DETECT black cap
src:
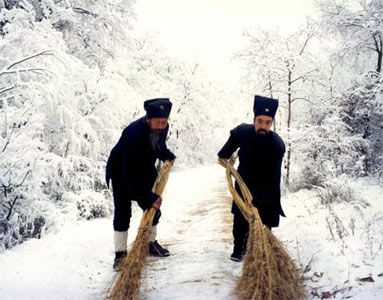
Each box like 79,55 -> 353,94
144,98 -> 172,118
253,95 -> 278,118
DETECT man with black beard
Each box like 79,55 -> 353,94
218,95 -> 286,262
106,98 -> 176,270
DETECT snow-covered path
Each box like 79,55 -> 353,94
0,165 -> 241,299
140,165 -> 240,299
1,165 -> 382,299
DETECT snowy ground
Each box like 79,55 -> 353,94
0,165 -> 382,299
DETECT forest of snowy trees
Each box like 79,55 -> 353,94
0,0 -> 382,251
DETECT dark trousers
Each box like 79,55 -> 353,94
112,186 -> 161,232
232,204 -> 272,254
233,211 -> 249,254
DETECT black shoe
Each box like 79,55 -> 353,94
113,251 -> 127,271
149,240 -> 170,257
230,251 -> 244,262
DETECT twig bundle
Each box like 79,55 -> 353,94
108,160 -> 174,300
219,158 -> 305,300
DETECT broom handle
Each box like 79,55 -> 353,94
219,158 -> 262,222
220,159 -> 274,298
225,167 -> 253,222
140,160 -> 175,228
218,158 -> 252,203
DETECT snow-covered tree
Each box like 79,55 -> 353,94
338,73 -> 383,176
0,5 -> 116,250
236,21 -> 320,185
0,1 -> 237,250
1,0 -> 136,68
314,0 -> 383,177
315,0 -> 383,73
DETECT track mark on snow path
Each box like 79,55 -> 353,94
140,166 -> 240,299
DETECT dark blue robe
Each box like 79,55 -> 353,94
218,123 -> 285,227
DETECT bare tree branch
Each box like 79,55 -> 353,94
0,84 -> 18,95
6,195 -> 18,221
6,50 -> 54,70
16,170 -> 31,187
290,69 -> 318,84
1,124 -> 17,153
0,68 -> 50,77
299,32 -> 315,56
72,7 -> 98,17
291,97 -> 312,104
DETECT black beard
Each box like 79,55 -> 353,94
256,129 -> 267,135
149,130 -> 163,152
255,130 -> 271,145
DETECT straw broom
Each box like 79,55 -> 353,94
107,160 -> 174,300
219,158 -> 305,300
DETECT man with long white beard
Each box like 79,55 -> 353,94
106,98 -> 176,270
218,95 -> 286,262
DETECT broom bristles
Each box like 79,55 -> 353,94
107,161 -> 174,300
219,158 -> 305,300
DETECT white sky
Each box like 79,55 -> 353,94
134,0 -> 316,82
